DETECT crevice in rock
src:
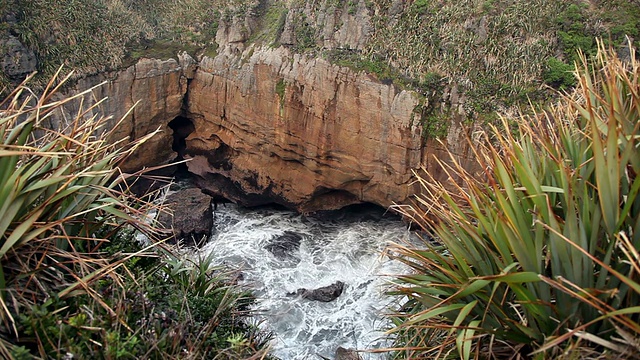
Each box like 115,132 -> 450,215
168,116 -> 195,158
300,188 -> 361,213
308,202 -> 399,222
168,115 -> 195,176
207,140 -> 234,170
196,172 -> 294,209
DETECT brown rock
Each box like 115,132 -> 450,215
51,57 -> 186,172
158,187 -> 213,246
185,47 -> 423,212
336,347 -> 362,360
48,44 -> 473,212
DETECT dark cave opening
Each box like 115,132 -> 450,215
308,202 -> 400,222
168,116 -> 195,158
168,116 -> 195,176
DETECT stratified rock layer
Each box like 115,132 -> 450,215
56,46 -> 472,211
184,47 -> 423,212
52,57 -> 187,171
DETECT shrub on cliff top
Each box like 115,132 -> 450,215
0,71 -> 271,359
388,41 -> 640,359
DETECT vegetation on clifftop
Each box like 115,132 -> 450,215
0,73 -> 271,359
389,43 -> 640,359
2,0 -> 639,124
0,0 -> 224,86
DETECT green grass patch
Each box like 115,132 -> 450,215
247,2 -> 288,47
276,78 -> 286,103
122,39 -> 202,67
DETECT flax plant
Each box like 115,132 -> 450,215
0,70 -> 273,360
388,42 -> 640,359
0,70 -> 160,357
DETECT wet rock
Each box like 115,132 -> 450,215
158,187 -> 213,246
265,231 -> 303,261
309,203 -> 390,223
290,281 -> 345,302
1,35 -> 37,79
336,347 -> 362,360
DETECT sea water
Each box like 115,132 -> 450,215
196,204 -> 413,360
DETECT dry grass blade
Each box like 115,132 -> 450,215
386,40 -> 640,359
0,70 -> 163,357
1,70 -> 273,359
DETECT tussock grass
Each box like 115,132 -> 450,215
387,41 -> 640,359
0,71 -> 271,359
366,0 -> 638,117
6,0 -> 225,85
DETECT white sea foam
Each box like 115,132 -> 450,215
196,204 -> 412,360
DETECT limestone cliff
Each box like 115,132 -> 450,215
42,0 -> 484,211
24,0 -> 633,211
53,46 -> 443,211
52,58 -> 187,172
184,46 -> 423,211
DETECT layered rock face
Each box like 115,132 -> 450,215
51,0 -> 474,212
54,58 -> 187,171
53,49 -> 461,212
183,47 -> 423,211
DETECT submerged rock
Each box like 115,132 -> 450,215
335,347 -> 362,360
264,231 -> 303,262
158,187 -> 213,246
289,281 -> 345,302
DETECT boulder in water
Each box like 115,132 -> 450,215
264,231 -> 302,261
335,347 -> 362,360
289,281 -> 345,302
157,187 -> 213,246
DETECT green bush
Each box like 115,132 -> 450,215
388,42 -> 640,359
0,72 -> 271,359
411,0 -> 430,15
543,56 -> 576,90
276,78 -> 286,103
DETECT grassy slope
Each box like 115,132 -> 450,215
1,0 -> 639,125
357,0 -> 638,131
0,0 -> 223,86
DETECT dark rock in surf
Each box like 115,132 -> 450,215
289,281 -> 345,302
158,187 -> 213,246
335,347 -> 362,360
265,231 -> 303,261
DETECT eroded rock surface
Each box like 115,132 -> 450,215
53,44 -> 470,212
184,46 -> 423,212
1,35 -> 37,79
52,57 -> 187,172
158,187 -> 213,246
